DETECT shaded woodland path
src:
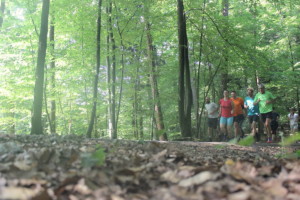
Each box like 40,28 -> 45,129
0,134 -> 300,200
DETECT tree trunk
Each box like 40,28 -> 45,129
49,14 -> 56,134
0,0 -> 5,28
196,0 -> 207,138
86,0 -> 102,138
31,0 -> 50,135
107,1 -> 117,139
133,64 -> 141,139
220,0 -> 229,94
177,0 -> 193,138
106,27 -> 112,137
144,5 -> 167,141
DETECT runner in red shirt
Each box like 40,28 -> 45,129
219,90 -> 234,141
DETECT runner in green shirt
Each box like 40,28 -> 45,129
254,84 -> 276,143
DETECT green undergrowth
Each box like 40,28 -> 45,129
276,132 -> 300,159
81,144 -> 106,168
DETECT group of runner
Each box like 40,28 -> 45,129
205,84 -> 299,143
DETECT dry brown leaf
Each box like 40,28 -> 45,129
257,165 -> 274,176
13,151 -> 38,171
221,160 -> 257,184
151,149 -> 168,161
288,182 -> 300,194
178,171 -> 217,187
0,186 -> 49,200
73,178 -> 92,195
227,191 -> 250,200
260,178 -> 288,197
286,193 -> 300,200
110,194 -> 125,200
160,170 -> 181,183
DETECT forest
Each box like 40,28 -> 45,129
0,0 -> 299,140
0,1 -> 300,199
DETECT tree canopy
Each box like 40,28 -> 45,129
0,0 -> 299,139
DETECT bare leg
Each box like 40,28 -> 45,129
227,125 -> 232,139
251,122 -> 255,136
220,124 -> 226,141
208,127 -> 212,140
233,122 -> 238,138
265,118 -> 272,140
252,121 -> 257,136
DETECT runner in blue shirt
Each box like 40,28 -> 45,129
244,88 -> 260,141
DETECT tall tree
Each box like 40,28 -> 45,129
195,0 -> 207,138
49,13 -> 56,134
106,0 -> 117,139
0,0 -> 5,28
31,0 -> 50,135
177,0 -> 193,137
145,22 -> 167,141
220,0 -> 229,94
86,0 -> 102,138
144,0 -> 167,141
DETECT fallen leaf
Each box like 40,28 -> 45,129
179,171 -> 217,187
161,170 -> 181,183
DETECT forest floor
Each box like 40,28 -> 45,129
0,134 -> 300,200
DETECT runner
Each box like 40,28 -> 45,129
254,84 -> 276,143
205,97 -> 219,141
288,108 -> 299,134
219,90 -> 234,141
244,87 -> 260,141
230,91 -> 245,140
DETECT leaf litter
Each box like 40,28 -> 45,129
0,134 -> 299,200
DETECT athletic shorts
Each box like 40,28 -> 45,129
248,115 -> 259,124
233,114 -> 245,123
220,117 -> 233,126
208,118 -> 218,129
261,112 -> 272,123
290,123 -> 299,131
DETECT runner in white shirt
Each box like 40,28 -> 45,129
288,108 -> 299,134
205,97 -> 219,141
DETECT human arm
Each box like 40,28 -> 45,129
210,104 -> 219,115
266,92 -> 276,104
253,94 -> 260,106
218,100 -> 222,117
231,101 -> 234,115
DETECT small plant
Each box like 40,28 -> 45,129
277,132 -> 300,159
228,138 -> 238,144
238,135 -> 255,146
215,144 -> 226,149
137,139 -> 145,144
279,132 -> 300,146
81,145 -> 106,168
